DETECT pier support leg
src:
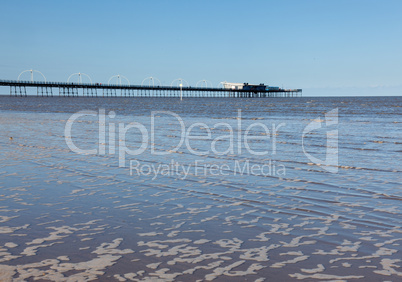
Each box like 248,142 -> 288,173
19,86 -> 27,97
10,86 -> 16,97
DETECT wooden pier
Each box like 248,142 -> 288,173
0,80 -> 302,98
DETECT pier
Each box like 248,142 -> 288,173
0,80 -> 302,98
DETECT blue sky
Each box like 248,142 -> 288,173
0,0 -> 401,96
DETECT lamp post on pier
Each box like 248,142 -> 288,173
180,83 -> 183,101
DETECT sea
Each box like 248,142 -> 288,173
0,96 -> 401,281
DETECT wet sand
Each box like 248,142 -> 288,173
0,96 -> 401,281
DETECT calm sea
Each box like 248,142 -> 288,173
0,96 -> 401,281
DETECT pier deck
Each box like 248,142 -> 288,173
0,80 -> 302,98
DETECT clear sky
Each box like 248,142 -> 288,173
0,0 -> 401,96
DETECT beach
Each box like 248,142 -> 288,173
0,96 -> 401,281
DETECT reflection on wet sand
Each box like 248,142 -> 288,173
0,97 -> 401,280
